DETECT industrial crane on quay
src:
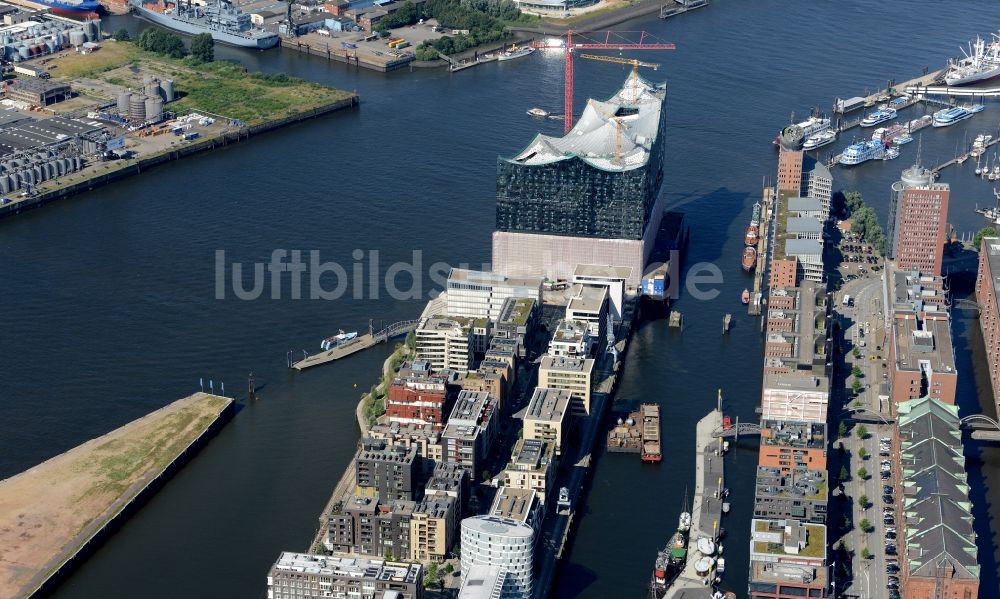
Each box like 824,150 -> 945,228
532,30 -> 676,133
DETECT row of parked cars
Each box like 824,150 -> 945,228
880,434 -> 900,597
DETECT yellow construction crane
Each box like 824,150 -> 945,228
588,100 -> 626,165
578,54 -> 661,163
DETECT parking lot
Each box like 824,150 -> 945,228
837,232 -> 882,283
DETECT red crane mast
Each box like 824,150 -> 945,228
533,30 -> 676,134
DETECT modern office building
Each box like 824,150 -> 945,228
760,372 -> 829,423
493,297 -> 537,358
461,516 -> 535,599
521,387 -> 571,456
503,438 -> 556,503
757,420 -> 828,475
896,396 -> 980,599
571,264 -> 632,320
777,148 -> 804,192
457,564 -> 507,599
565,283 -> 610,344
386,362 -> 458,431
888,307 -> 957,406
414,316 -> 473,373
446,269 -> 542,321
887,163 -> 950,276
547,318 -> 594,359
441,391 -> 498,477
976,237 -> 1000,414
490,487 -> 542,531
266,552 -> 423,599
367,420 -> 443,465
748,519 -> 828,599
409,495 -> 457,562
538,355 -> 595,416
355,438 -> 418,501
753,466 -> 827,524
492,73 -> 667,287
802,157 -> 833,222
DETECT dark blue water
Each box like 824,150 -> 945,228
2,0 -> 1000,597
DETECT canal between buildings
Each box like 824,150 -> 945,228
2,0 -> 1000,596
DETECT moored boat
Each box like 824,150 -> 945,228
742,246 -> 757,272
498,44 -> 535,61
945,34 -> 1000,86
650,498 -> 692,597
803,129 -> 836,150
321,330 -> 358,351
838,139 -> 886,165
741,288 -> 750,305
933,106 -> 974,127
773,115 -> 830,147
892,133 -> 914,145
860,108 -> 897,127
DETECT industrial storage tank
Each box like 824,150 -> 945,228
161,79 -> 175,102
117,92 -> 131,114
144,97 -> 163,122
32,166 -> 44,182
68,30 -> 85,46
144,80 -> 161,100
73,157 -> 82,170
83,20 -> 97,42
128,95 -> 146,120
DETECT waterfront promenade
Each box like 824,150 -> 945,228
0,393 -> 233,598
665,409 -> 725,599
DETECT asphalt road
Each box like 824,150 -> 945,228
834,262 -> 901,599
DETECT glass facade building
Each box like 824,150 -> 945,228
495,73 -> 667,241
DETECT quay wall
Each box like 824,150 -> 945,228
0,95 -> 359,221
28,399 -> 236,598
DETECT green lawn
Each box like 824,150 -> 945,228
48,41 -> 353,125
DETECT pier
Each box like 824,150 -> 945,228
664,408 -> 726,599
659,0 -> 708,19
533,302 -> 637,598
0,392 -> 234,598
748,186 -> 773,316
290,320 -> 417,370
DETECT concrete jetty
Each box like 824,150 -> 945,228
0,392 -> 234,598
664,409 -> 726,599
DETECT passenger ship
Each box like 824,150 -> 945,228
838,139 -> 887,166
933,106 -> 974,128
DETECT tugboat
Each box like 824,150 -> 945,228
742,246 -> 757,272
650,497 -> 692,598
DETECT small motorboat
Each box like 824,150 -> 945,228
741,288 -> 750,304
527,107 -> 549,118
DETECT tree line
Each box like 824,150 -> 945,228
131,27 -> 216,63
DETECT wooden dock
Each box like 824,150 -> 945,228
291,320 -> 418,371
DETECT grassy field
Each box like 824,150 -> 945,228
0,393 -> 232,598
47,41 -> 354,124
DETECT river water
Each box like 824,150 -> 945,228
2,1 -> 1000,597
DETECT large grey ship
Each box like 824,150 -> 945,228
129,0 -> 279,50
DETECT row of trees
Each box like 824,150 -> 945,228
134,27 -> 215,62
367,0 -> 525,58
842,190 -> 887,256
